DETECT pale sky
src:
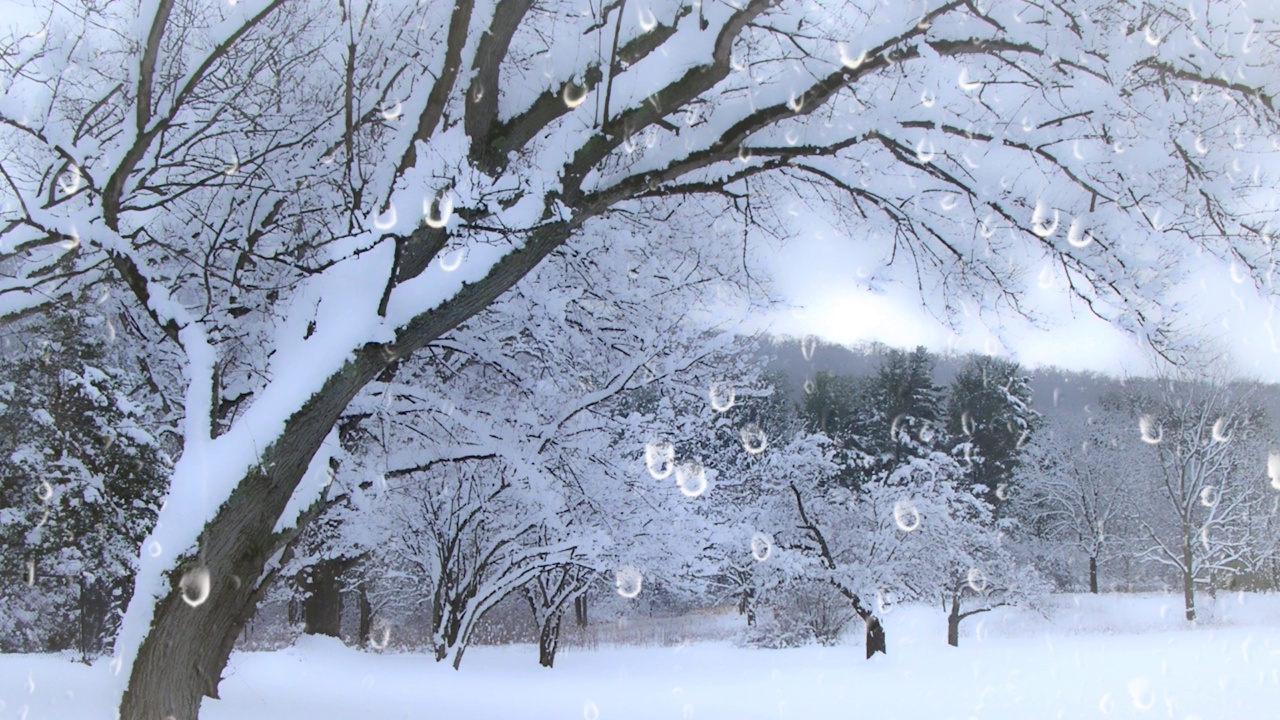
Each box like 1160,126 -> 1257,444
759,222 -> 1280,384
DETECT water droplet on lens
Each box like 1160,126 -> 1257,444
645,439 -> 675,480
380,100 -> 403,121
1139,414 -> 1163,444
893,499 -> 921,531
918,424 -> 935,443
958,67 -> 982,92
709,381 -> 735,412
838,44 -> 867,69
967,567 -> 988,592
1211,417 -> 1231,443
675,461 -> 707,498
58,163 -> 82,195
915,138 -> 935,163
1199,486 -> 1219,507
800,334 -> 818,361
740,424 -> 768,455
424,193 -> 453,229
373,205 -> 398,231
562,82 -> 588,109
637,6 -> 658,32
615,566 -> 643,598
996,483 -> 1009,500
36,479 -> 53,502
438,248 -> 465,271
1032,202 -> 1059,237
180,566 -> 211,608
1267,452 -> 1280,490
750,532 -> 772,562
368,617 -> 392,650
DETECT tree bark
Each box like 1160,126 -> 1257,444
1182,540 -> 1196,622
947,593 -> 960,647
301,558 -> 345,639
1089,555 -> 1098,594
859,609 -> 886,658
357,584 -> 372,649
574,594 -> 588,629
537,612 -> 563,668
119,352 -> 382,720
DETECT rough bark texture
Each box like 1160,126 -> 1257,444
537,612 -> 563,668
1183,540 -> 1196,621
301,558 -> 346,639
574,595 -> 588,629
1089,555 -> 1098,594
947,593 -> 961,647
860,610 -> 887,658
119,351 -> 382,720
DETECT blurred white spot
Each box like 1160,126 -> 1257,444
562,82 -> 588,109
148,540 -> 162,557
615,566 -> 643,598
25,558 -> 35,586
915,138 -> 935,163
939,194 -> 957,211
1268,452 -> 1280,490
1031,202 -> 1059,237
740,424 -> 768,455
438,248 -> 465,272
787,90 -> 805,113
801,334 -> 818,361
893,499 -> 921,531
637,7 -> 657,32
380,101 -> 403,121
675,461 -> 707,497
838,44 -> 867,69
1211,417 -> 1231,443
1067,218 -> 1093,248
36,479 -> 53,502
373,205 -> 397,231
996,483 -> 1008,501
58,163 -> 82,195
958,67 -> 982,92
1143,26 -> 1161,46
1139,415 -> 1163,444
1127,677 -> 1155,710
424,193 -> 453,229
368,617 -> 391,650
967,567 -> 988,592
709,381 -> 735,412
645,440 -> 675,480
61,226 -> 81,250
750,532 -> 773,562
1199,486 -> 1219,508
920,89 -> 936,108
180,567 -> 211,608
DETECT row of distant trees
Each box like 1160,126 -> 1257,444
12,298 -> 1275,664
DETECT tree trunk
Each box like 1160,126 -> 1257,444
119,352 -> 381,720
947,593 -> 960,647
859,610 -> 886,658
738,586 -> 756,627
1182,540 -> 1196,622
301,558 -> 344,638
574,594 -> 588,629
358,585 -> 372,649
538,612 -> 563,668
1089,555 -> 1098,594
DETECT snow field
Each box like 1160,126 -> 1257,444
1,593 -> 1277,720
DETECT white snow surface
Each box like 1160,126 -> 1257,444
3,593 -> 1278,719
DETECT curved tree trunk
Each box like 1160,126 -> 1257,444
119,354 -> 380,720
537,612 -> 563,668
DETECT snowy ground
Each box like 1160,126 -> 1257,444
2,593 -> 1278,720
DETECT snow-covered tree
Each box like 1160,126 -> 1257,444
3,0 -> 1278,715
0,310 -> 168,655
945,355 -> 1038,506
1014,403 -> 1143,593
1125,379 -> 1273,620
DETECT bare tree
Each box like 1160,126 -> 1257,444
2,1 -> 1277,716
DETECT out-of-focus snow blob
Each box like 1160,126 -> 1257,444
368,617 -> 391,650
918,424 -> 935,444
967,567 -> 988,592
562,82 -> 588,109
803,378 -> 814,395
740,424 -> 768,455
750,532 -> 773,562
1067,218 -> 1094,248
637,6 -> 657,32
424,192 -> 453,229
438,248 -> 465,272
36,478 -> 52,502
915,138 -> 935,163
893,499 -> 921,531
615,566 -> 643,598
921,89 -> 936,108
1211,417 -> 1231,443
147,540 -> 162,557
1139,414 -> 1163,444
709,381 -> 735,412
838,44 -> 867,69
1267,452 -> 1280,490
645,439 -> 675,480
374,205 -> 398,231
958,67 -> 982,91
1127,677 -> 1155,710
675,461 -> 707,497
381,101 -> 403,120
800,334 -> 818,361
1199,486 -> 1219,508
180,567 -> 211,608
584,700 -> 600,720
58,163 -> 81,195
1032,202 -> 1059,237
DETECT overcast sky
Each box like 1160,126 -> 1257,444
759,220 -> 1280,384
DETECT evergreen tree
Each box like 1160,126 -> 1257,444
0,311 -> 169,655
946,356 -> 1038,506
